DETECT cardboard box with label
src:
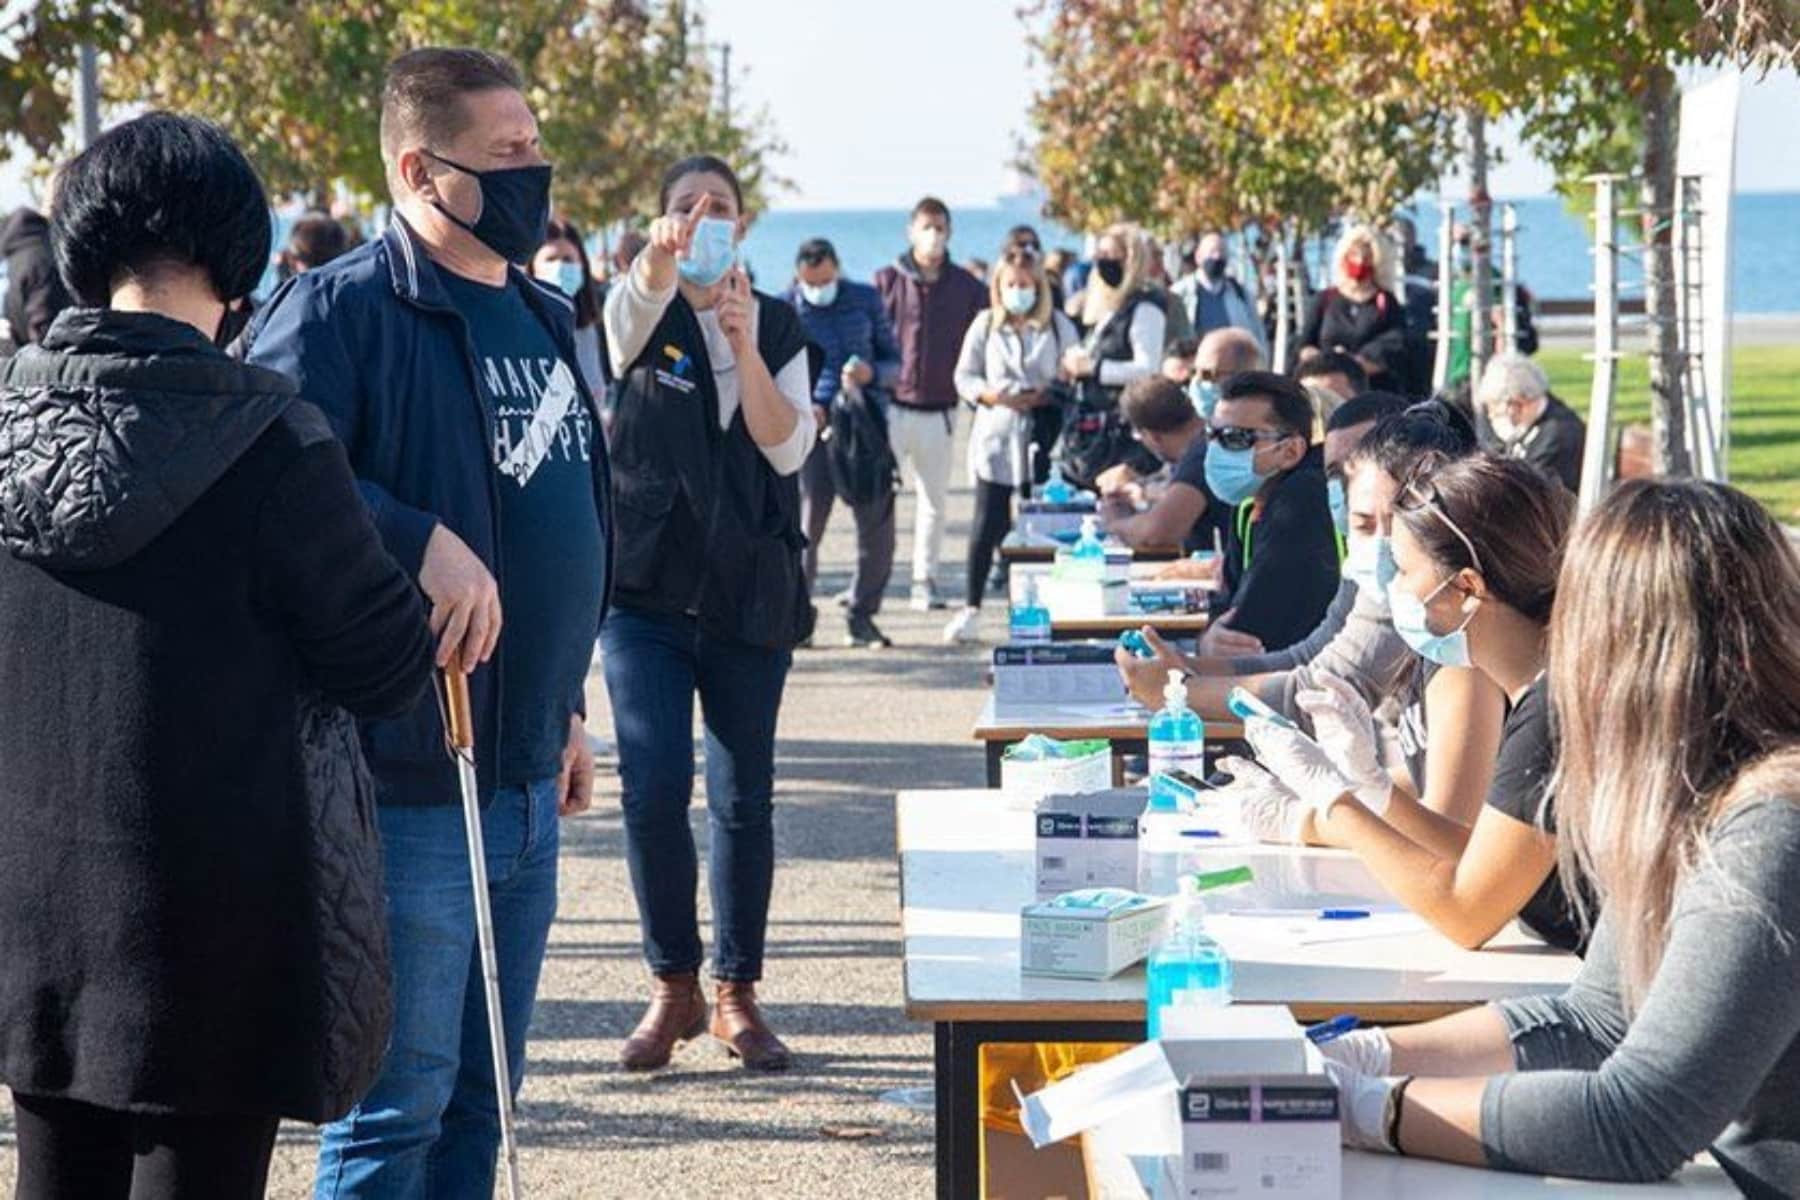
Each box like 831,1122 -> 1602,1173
1178,1077 -> 1340,1199
1002,736 -> 1113,806
1035,787 -> 1144,895
1020,889 -> 1169,980
994,643 -> 1128,708
1017,497 -> 1097,541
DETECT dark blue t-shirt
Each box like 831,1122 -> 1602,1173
441,271 -> 603,785
1169,431 -> 1226,554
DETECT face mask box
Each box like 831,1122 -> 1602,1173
995,644 -> 1132,708
1178,1076 -> 1340,1200
1018,497 -> 1097,542
1036,787 -> 1144,896
1002,736 -> 1113,805
1021,890 -> 1169,980
1040,574 -> 1130,618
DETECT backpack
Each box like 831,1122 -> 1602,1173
827,382 -> 898,507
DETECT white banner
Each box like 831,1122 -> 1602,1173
1675,70 -> 1741,479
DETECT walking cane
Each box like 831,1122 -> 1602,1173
438,669 -> 525,1200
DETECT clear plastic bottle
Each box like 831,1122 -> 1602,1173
1146,874 -> 1233,1037
1041,467 -> 1075,506
1008,576 -> 1052,645
1147,669 -> 1206,778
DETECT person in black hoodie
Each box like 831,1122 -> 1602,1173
1203,370 -> 1342,652
1,204 -> 73,349
0,113 -> 432,1199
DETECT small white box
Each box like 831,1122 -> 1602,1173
1002,737 -> 1113,805
993,644 -> 1126,707
1178,1076 -> 1341,1199
1036,787 -> 1144,895
1158,1005 -> 1309,1080
1041,574 -> 1130,618
1018,499 -> 1097,541
1021,891 -> 1169,979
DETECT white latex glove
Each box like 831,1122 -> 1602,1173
1322,1059 -> 1399,1154
1212,755 -> 1309,844
1316,1027 -> 1393,1077
1295,672 -> 1391,813
1243,717 -> 1358,817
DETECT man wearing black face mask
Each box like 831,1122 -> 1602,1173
245,46 -> 613,1197
1170,230 -> 1267,361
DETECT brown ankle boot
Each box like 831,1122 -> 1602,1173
710,981 -> 793,1072
619,972 -> 707,1072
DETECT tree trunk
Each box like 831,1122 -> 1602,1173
1640,62 -> 1690,476
1467,109 -> 1493,381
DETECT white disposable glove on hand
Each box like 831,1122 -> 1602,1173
1212,756 -> 1309,844
1323,1059 -> 1400,1154
1316,1027 -> 1393,1077
1295,672 -> 1391,813
1243,717 -> 1358,819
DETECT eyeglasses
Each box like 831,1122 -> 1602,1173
1396,472 -> 1484,574
1207,425 -> 1296,453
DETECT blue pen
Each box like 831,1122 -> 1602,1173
1306,1015 -> 1360,1044
1320,908 -> 1371,920
1178,829 -> 1224,839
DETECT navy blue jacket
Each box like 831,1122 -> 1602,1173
245,217 -> 614,806
778,279 -> 902,406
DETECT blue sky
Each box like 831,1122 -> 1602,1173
700,0 -> 1800,210
3,1 -> 1795,212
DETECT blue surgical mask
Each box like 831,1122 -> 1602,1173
1327,477 -> 1348,535
1002,286 -> 1037,315
1342,535 -> 1391,613
1190,377 -> 1220,420
800,279 -> 838,308
1388,573 -> 1477,667
1373,534 -> 1397,590
1203,443 -> 1267,506
535,259 -> 585,298
679,216 -> 738,286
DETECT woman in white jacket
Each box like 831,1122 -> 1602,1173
943,246 -> 1080,644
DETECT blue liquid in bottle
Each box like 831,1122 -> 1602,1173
1146,876 -> 1233,1038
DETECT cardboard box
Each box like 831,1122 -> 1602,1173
1018,498 -> 1098,542
1041,574 -> 1130,618
1178,1076 -> 1340,1199
1021,890 -> 1169,980
994,643 -> 1130,707
1036,787 -> 1145,895
1158,1005 -> 1309,1081
1003,737 -> 1113,805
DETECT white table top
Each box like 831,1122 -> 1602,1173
899,789 -> 1579,1023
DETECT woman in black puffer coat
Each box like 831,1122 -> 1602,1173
0,113 -> 433,1199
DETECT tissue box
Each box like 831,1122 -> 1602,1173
1036,787 -> 1144,895
1003,736 -> 1113,804
1021,890 -> 1169,979
1178,1076 -> 1340,1199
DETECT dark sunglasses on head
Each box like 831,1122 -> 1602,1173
1207,426 -> 1297,453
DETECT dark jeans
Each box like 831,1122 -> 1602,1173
600,606 -> 792,981
11,1091 -> 278,1200
966,479 -> 1015,608
799,441 -> 895,619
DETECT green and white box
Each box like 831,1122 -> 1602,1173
1002,735 -> 1112,805
1021,889 -> 1169,980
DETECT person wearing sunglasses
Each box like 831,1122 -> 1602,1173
1199,370 -> 1341,653
1312,480 -> 1800,1195
1229,454 -> 1588,954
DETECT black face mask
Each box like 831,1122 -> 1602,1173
1201,255 -> 1228,282
424,151 -> 553,264
1095,258 -> 1125,288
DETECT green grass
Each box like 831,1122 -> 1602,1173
1535,344 -> 1800,522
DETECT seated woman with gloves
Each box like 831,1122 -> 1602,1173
1313,480 -> 1800,1196
1220,454 -> 1587,952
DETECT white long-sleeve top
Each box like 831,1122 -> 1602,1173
603,265 -> 815,475
954,309 -> 1078,486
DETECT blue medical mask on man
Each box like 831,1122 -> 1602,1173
1189,377 -> 1220,420
1203,443 -> 1269,506
1327,477 -> 1348,535
1342,534 -> 1392,614
1388,572 -> 1479,667
800,280 -> 839,308
679,216 -> 739,286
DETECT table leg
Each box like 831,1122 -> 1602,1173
985,741 -> 1005,788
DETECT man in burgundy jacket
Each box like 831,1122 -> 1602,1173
874,196 -> 987,611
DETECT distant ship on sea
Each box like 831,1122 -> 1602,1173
996,170 -> 1048,217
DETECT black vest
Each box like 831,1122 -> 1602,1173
610,291 -> 815,649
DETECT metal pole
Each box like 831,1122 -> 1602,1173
719,42 -> 732,122
1578,176 -> 1621,514
1431,200 -> 1455,394
440,671 -> 524,1200
1500,203 -> 1519,351
74,43 -> 100,148
1272,230 -> 1291,373
1467,111 -> 1493,384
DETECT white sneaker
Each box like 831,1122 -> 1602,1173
910,582 -> 945,612
942,607 -> 982,644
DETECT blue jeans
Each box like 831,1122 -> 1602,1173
600,606 -> 791,981
314,779 -> 560,1200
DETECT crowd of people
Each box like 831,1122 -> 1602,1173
0,39 -> 1794,1200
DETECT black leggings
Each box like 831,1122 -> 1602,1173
966,479 -> 1015,608
11,1091 -> 279,1200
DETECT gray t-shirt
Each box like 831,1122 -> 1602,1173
1231,579 -> 1410,735
1480,798 -> 1800,1195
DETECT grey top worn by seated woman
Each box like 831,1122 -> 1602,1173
1231,578 -> 1410,730
1480,799 -> 1800,1196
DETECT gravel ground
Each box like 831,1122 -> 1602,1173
2,453 -> 999,1199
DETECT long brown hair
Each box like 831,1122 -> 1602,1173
1549,479 -> 1800,1007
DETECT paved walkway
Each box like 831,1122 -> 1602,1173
1,459 -> 997,1198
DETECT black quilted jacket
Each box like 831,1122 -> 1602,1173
0,308 -> 433,1121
